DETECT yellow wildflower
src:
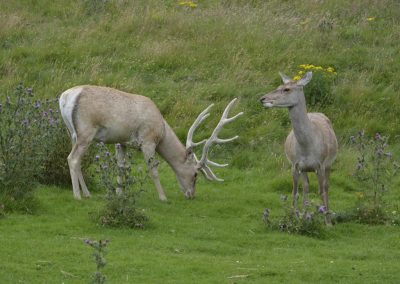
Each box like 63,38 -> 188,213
298,70 -> 304,75
293,75 -> 301,81
304,64 -> 315,70
326,67 -> 335,73
179,1 -> 197,8
315,66 -> 323,70
367,17 -> 375,21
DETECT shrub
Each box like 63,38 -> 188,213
90,142 -> 148,228
264,195 -> 328,239
293,64 -> 337,107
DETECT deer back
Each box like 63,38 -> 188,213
64,85 -> 165,145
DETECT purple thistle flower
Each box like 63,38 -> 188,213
49,118 -> 55,126
105,151 -> 110,156
318,205 -> 327,213
26,88 -> 33,96
116,143 -> 121,149
350,136 -> 356,143
43,111 -> 48,117
49,108 -> 53,113
34,101 -> 41,109
303,200 -> 310,207
95,155 -> 100,162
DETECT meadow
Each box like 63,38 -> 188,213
1,0 -> 400,283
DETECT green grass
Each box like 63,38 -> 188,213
1,167 -> 399,283
1,0 -> 400,283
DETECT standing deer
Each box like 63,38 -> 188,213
259,72 -> 338,225
59,85 -> 243,201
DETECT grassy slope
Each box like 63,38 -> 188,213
1,0 -> 400,283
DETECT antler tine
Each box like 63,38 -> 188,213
186,103 -> 214,149
200,164 -> 224,182
198,98 -> 243,181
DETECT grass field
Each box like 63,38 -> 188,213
1,0 -> 400,283
1,169 -> 400,283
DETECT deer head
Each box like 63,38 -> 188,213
180,98 -> 243,198
260,71 -> 312,108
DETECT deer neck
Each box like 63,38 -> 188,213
156,120 -> 189,175
288,94 -> 314,149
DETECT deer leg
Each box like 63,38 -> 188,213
324,168 -> 332,225
67,141 -> 90,199
301,172 -> 310,206
317,167 -> 332,226
291,167 -> 300,209
115,144 -> 127,195
142,143 -> 167,202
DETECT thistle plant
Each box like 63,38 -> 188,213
91,142 -> 148,228
264,195 -> 327,239
0,84 -> 59,212
350,130 -> 399,224
84,239 -> 109,284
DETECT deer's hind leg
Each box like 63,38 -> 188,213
67,129 -> 96,199
317,166 -> 332,226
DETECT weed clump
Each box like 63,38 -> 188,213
90,142 -> 148,228
263,195 -> 328,239
346,131 -> 400,225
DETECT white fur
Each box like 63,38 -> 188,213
59,87 -> 82,143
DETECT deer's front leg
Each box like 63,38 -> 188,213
115,144 -> 127,195
142,143 -> 167,202
301,172 -> 310,206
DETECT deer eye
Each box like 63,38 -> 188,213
283,88 -> 290,93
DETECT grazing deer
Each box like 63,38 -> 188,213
59,86 -> 242,201
259,72 -> 338,225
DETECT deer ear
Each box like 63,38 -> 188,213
279,72 -> 292,84
297,71 -> 312,86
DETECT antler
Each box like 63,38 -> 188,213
187,98 -> 243,181
186,103 -> 214,149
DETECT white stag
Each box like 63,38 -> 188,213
59,85 -> 243,201
259,72 -> 338,225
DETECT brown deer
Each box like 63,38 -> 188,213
259,72 -> 338,225
59,85 -> 243,201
